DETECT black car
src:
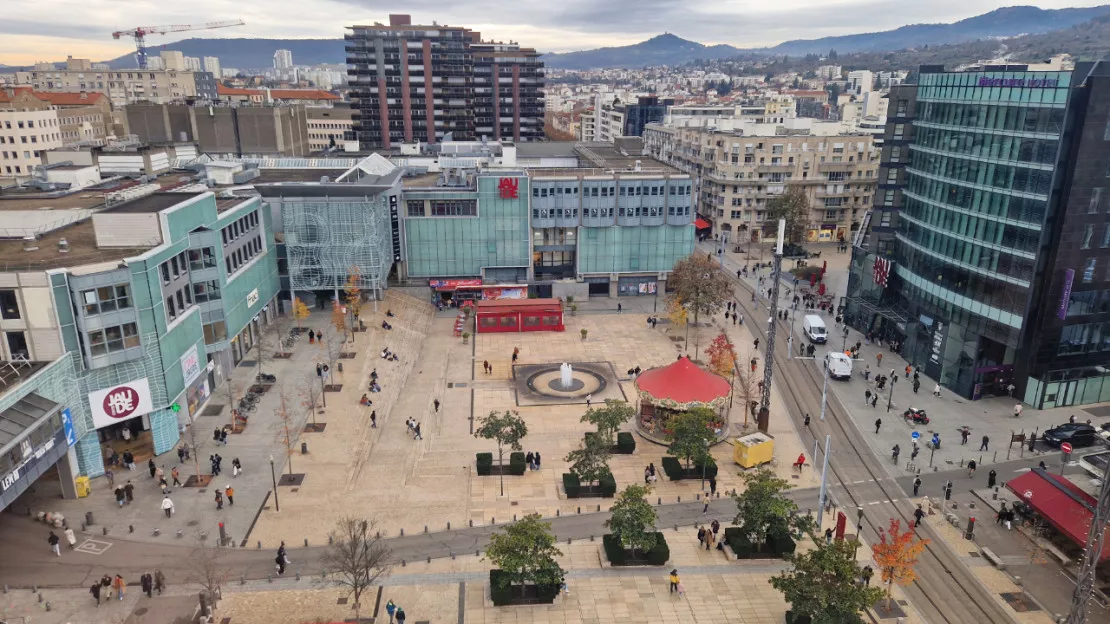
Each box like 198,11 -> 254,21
1042,423 -> 1098,448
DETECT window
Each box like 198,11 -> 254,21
893,124 -> 905,140
1091,188 -> 1104,214
5,331 -> 28,360
0,290 -> 19,320
87,322 -> 140,356
406,200 -> 425,216
81,284 -> 131,315
1102,225 -> 1110,249
429,200 -> 477,216
889,146 -> 901,163
1082,224 -> 1095,249
203,321 -> 227,345
187,247 -> 216,270
896,99 -> 908,116
1083,258 -> 1097,283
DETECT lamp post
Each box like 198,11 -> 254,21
853,506 -> 864,558
269,455 -> 280,512
842,325 -> 850,352
886,374 -> 899,412
701,439 -> 710,490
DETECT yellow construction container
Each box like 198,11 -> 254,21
75,475 -> 91,498
733,432 -> 775,468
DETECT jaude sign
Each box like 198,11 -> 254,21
977,77 -> 1059,88
88,377 -> 155,429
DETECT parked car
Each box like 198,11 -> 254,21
1042,423 -> 1098,448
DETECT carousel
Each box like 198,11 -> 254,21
635,356 -> 732,445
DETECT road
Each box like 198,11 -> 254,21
713,246 -> 1020,624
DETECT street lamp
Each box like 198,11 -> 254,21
269,455 -> 280,512
841,325 -> 850,352
886,374 -> 899,412
853,506 -> 864,558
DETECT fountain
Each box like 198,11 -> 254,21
560,363 -> 573,389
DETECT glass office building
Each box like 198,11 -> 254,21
846,62 -> 1110,404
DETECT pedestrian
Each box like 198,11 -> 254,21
105,468 -> 115,488
512,347 -> 519,363
703,499 -> 710,514
526,451 -> 535,471
874,417 -> 882,434
64,526 -> 76,549
862,565 -> 873,586
396,606 -> 406,624
214,489 -> 224,510
913,505 -> 925,528
697,525 -> 706,547
483,360 -> 490,374
113,575 -> 126,600
913,379 -> 920,394
115,485 -> 126,507
48,531 -> 60,556
220,429 -> 228,445
124,480 -> 134,503
754,338 -> 760,349
865,389 -> 872,405
988,469 -> 997,489
232,458 -> 242,477
913,476 -> 921,497
1013,403 -> 1022,418
933,383 -> 941,397
171,466 -> 181,487
960,428 -> 969,445
276,553 -> 286,576
414,422 -> 422,440
90,581 -> 102,606
967,459 -> 976,478
535,452 -> 541,469
386,600 -> 397,624
309,329 -> 316,343
803,413 -> 811,431
155,465 -> 164,482
825,527 -> 833,544
617,302 -> 622,314
225,485 -> 234,506
876,353 -> 883,366
709,476 -> 717,496
871,395 -> 878,408
586,394 -> 591,408
141,572 -> 153,598
433,399 -> 440,413
669,569 -> 680,594
980,435 -> 989,451
162,495 -> 174,517
370,411 -> 377,428
704,527 -> 715,551
177,446 -> 185,463
148,458 -> 156,478
159,476 -> 169,494
154,570 -> 165,595
101,574 -> 113,600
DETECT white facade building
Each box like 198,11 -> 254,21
203,57 -> 222,77
183,57 -> 202,72
0,108 -> 62,180
274,50 -> 294,70
160,51 -> 186,72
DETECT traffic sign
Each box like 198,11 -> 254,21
911,431 -> 921,440
1060,442 -> 1073,454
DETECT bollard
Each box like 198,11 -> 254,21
304,538 -> 309,547
658,497 -> 662,505
597,504 -> 601,512
176,530 -> 184,538
81,523 -> 86,532
476,550 -> 480,557
240,576 -> 245,585
3,584 -> 7,593
469,520 -> 473,527
296,571 -> 301,581
427,556 -> 431,564
965,516 -> 976,540
86,511 -> 94,526
38,592 -> 43,603
513,514 -> 517,521
219,523 -> 228,547
102,527 -> 108,536
696,493 -> 701,501
556,510 -> 560,517
677,496 -> 681,503
447,521 -> 451,529
401,559 -> 406,567
153,528 -> 160,536
674,524 -> 678,531
329,535 -> 333,545
451,551 -> 455,559
491,517 -> 495,524
567,537 -> 572,545
32,585 -> 37,594
590,535 -> 594,541
400,528 -> 404,536
267,575 -> 272,583
257,541 -> 262,549
376,531 -> 381,539
129,524 -> 134,533
577,507 -> 581,514
992,487 -> 998,500
301,442 -> 307,454
424,525 -> 428,534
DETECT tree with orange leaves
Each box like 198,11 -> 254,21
705,332 -> 738,379
871,518 -> 929,609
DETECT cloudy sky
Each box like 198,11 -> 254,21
0,0 -> 1104,65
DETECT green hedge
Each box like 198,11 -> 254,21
489,570 -> 558,606
616,432 -> 636,454
696,458 -> 719,479
785,610 -> 813,624
661,456 -> 717,480
509,451 -> 527,476
562,473 -> 581,498
661,456 -> 684,480
602,533 -> 669,566
724,527 -> 796,559
476,452 -> 493,476
599,471 -> 617,497
769,530 -> 797,556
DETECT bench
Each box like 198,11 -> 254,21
1044,543 -> 1071,566
980,547 -> 1005,569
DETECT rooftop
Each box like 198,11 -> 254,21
0,361 -> 49,405
252,169 -> 349,185
109,192 -> 202,214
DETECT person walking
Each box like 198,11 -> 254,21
913,476 -> 922,497
933,382 -> 942,397
162,495 -> 174,517
90,581 -> 102,606
275,553 -> 286,576
912,378 -> 921,394
865,389 -> 872,406
913,505 -> 926,528
414,422 -> 423,440
48,531 -> 61,556
148,458 -> 157,478
967,459 -> 977,478
803,413 -> 811,431
824,527 -> 834,544
585,394 -> 591,409
988,469 -> 998,489
980,435 -> 989,451
141,573 -> 153,598
105,468 -> 115,488
154,570 -> 165,595
155,465 -> 164,482
876,353 -> 883,366
232,458 -> 242,477
64,527 -> 76,549
124,480 -> 134,504
704,527 -> 715,551
617,302 -> 623,314
386,600 -> 397,624
370,411 -> 377,428
709,476 -> 717,496
697,525 -> 706,548
874,417 -> 882,434
512,347 -> 519,363
669,569 -> 680,594
395,606 -> 406,624
1013,403 -> 1023,418
960,428 -> 970,445
214,489 -> 224,510
483,360 -> 490,374
862,565 -> 874,586
433,399 -> 440,413
113,575 -> 126,600
225,485 -> 234,506
177,446 -> 186,463
534,452 -> 541,469
115,485 -> 126,508
871,395 -> 878,408
171,466 -> 181,487
526,451 -> 535,471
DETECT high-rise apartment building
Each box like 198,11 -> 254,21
160,51 -> 186,72
203,56 -> 221,77
345,14 -> 544,149
845,61 -> 1110,408
183,57 -> 202,72
274,49 -> 294,70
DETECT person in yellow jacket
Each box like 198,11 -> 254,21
669,569 -> 680,594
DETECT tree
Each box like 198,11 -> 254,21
344,265 -> 363,333
292,296 -> 311,330
331,299 -> 348,344
581,399 -> 635,447
765,187 -> 810,245
184,535 -> 230,614
320,517 -> 392,622
666,296 -> 688,331
667,254 -> 732,355
770,539 -> 883,624
733,350 -> 762,428
605,484 -> 659,557
705,332 -> 738,379
486,514 -> 564,592
732,468 -> 808,552
474,410 -> 528,496
565,434 -> 611,490
274,384 -> 299,477
254,320 -> 279,380
667,407 -> 717,470
300,372 -> 324,427
871,518 -> 929,609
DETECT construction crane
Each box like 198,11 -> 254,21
112,19 -> 245,70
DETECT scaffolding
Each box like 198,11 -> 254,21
282,194 -> 392,296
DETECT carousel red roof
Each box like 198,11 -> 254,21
636,356 -> 731,405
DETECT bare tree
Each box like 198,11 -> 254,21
184,415 -> 207,485
733,350 -> 762,428
320,517 -> 392,623
273,384 -> 300,476
300,372 -> 325,428
184,535 -> 231,615
255,320 -> 281,380
316,326 -> 344,409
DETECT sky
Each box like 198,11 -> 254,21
0,0 -> 1106,66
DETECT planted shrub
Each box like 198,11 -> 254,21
490,569 -> 512,606
603,532 -> 669,566
661,456 -> 684,480
598,471 -> 617,497
616,432 -> 636,454
562,472 -> 581,498
769,530 -> 797,556
509,451 -> 527,476
695,458 -> 718,479
476,452 -> 493,476
646,534 -> 670,565
602,534 -> 626,565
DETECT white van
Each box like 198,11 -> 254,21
803,315 -> 827,343
825,352 -> 853,380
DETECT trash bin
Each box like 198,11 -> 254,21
75,476 -> 91,498
301,442 -> 308,454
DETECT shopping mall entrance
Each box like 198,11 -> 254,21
98,414 -> 155,471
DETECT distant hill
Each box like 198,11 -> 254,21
103,38 -> 345,70
542,34 -> 744,70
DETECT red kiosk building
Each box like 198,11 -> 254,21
475,299 -> 565,334
634,356 -> 731,444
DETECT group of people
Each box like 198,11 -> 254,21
212,427 -> 229,445
89,572 -> 163,605
105,449 -> 137,470
405,418 -> 423,440
697,520 -> 724,552
643,462 -> 658,483
380,347 -> 399,361
525,451 -> 542,470
724,301 -> 744,325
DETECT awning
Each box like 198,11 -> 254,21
694,218 -> 711,229
1005,468 -> 1110,562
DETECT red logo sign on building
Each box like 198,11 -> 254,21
498,177 -> 519,199
873,257 -> 892,289
102,385 -> 141,420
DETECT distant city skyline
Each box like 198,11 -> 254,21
0,0 -> 1105,66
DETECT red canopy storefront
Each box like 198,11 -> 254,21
1005,468 -> 1110,562
475,299 -> 564,334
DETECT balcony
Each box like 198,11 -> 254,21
757,164 -> 793,174
817,161 -> 859,172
